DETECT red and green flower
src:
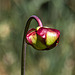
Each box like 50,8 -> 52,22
26,26 -> 60,50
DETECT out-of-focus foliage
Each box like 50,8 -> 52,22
0,0 -> 75,75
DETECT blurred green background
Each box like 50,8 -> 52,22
0,0 -> 75,75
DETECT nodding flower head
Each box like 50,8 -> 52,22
26,26 -> 60,50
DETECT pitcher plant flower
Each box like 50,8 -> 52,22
21,15 -> 60,75
26,26 -> 60,50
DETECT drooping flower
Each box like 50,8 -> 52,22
26,26 -> 60,50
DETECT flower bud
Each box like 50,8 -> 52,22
26,26 -> 60,50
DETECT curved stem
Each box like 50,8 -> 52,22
21,15 -> 43,75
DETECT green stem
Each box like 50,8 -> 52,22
21,15 -> 43,75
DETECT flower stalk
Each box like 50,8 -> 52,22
21,15 -> 43,75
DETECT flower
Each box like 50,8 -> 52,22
26,26 -> 60,50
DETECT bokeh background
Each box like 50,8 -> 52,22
0,0 -> 75,75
